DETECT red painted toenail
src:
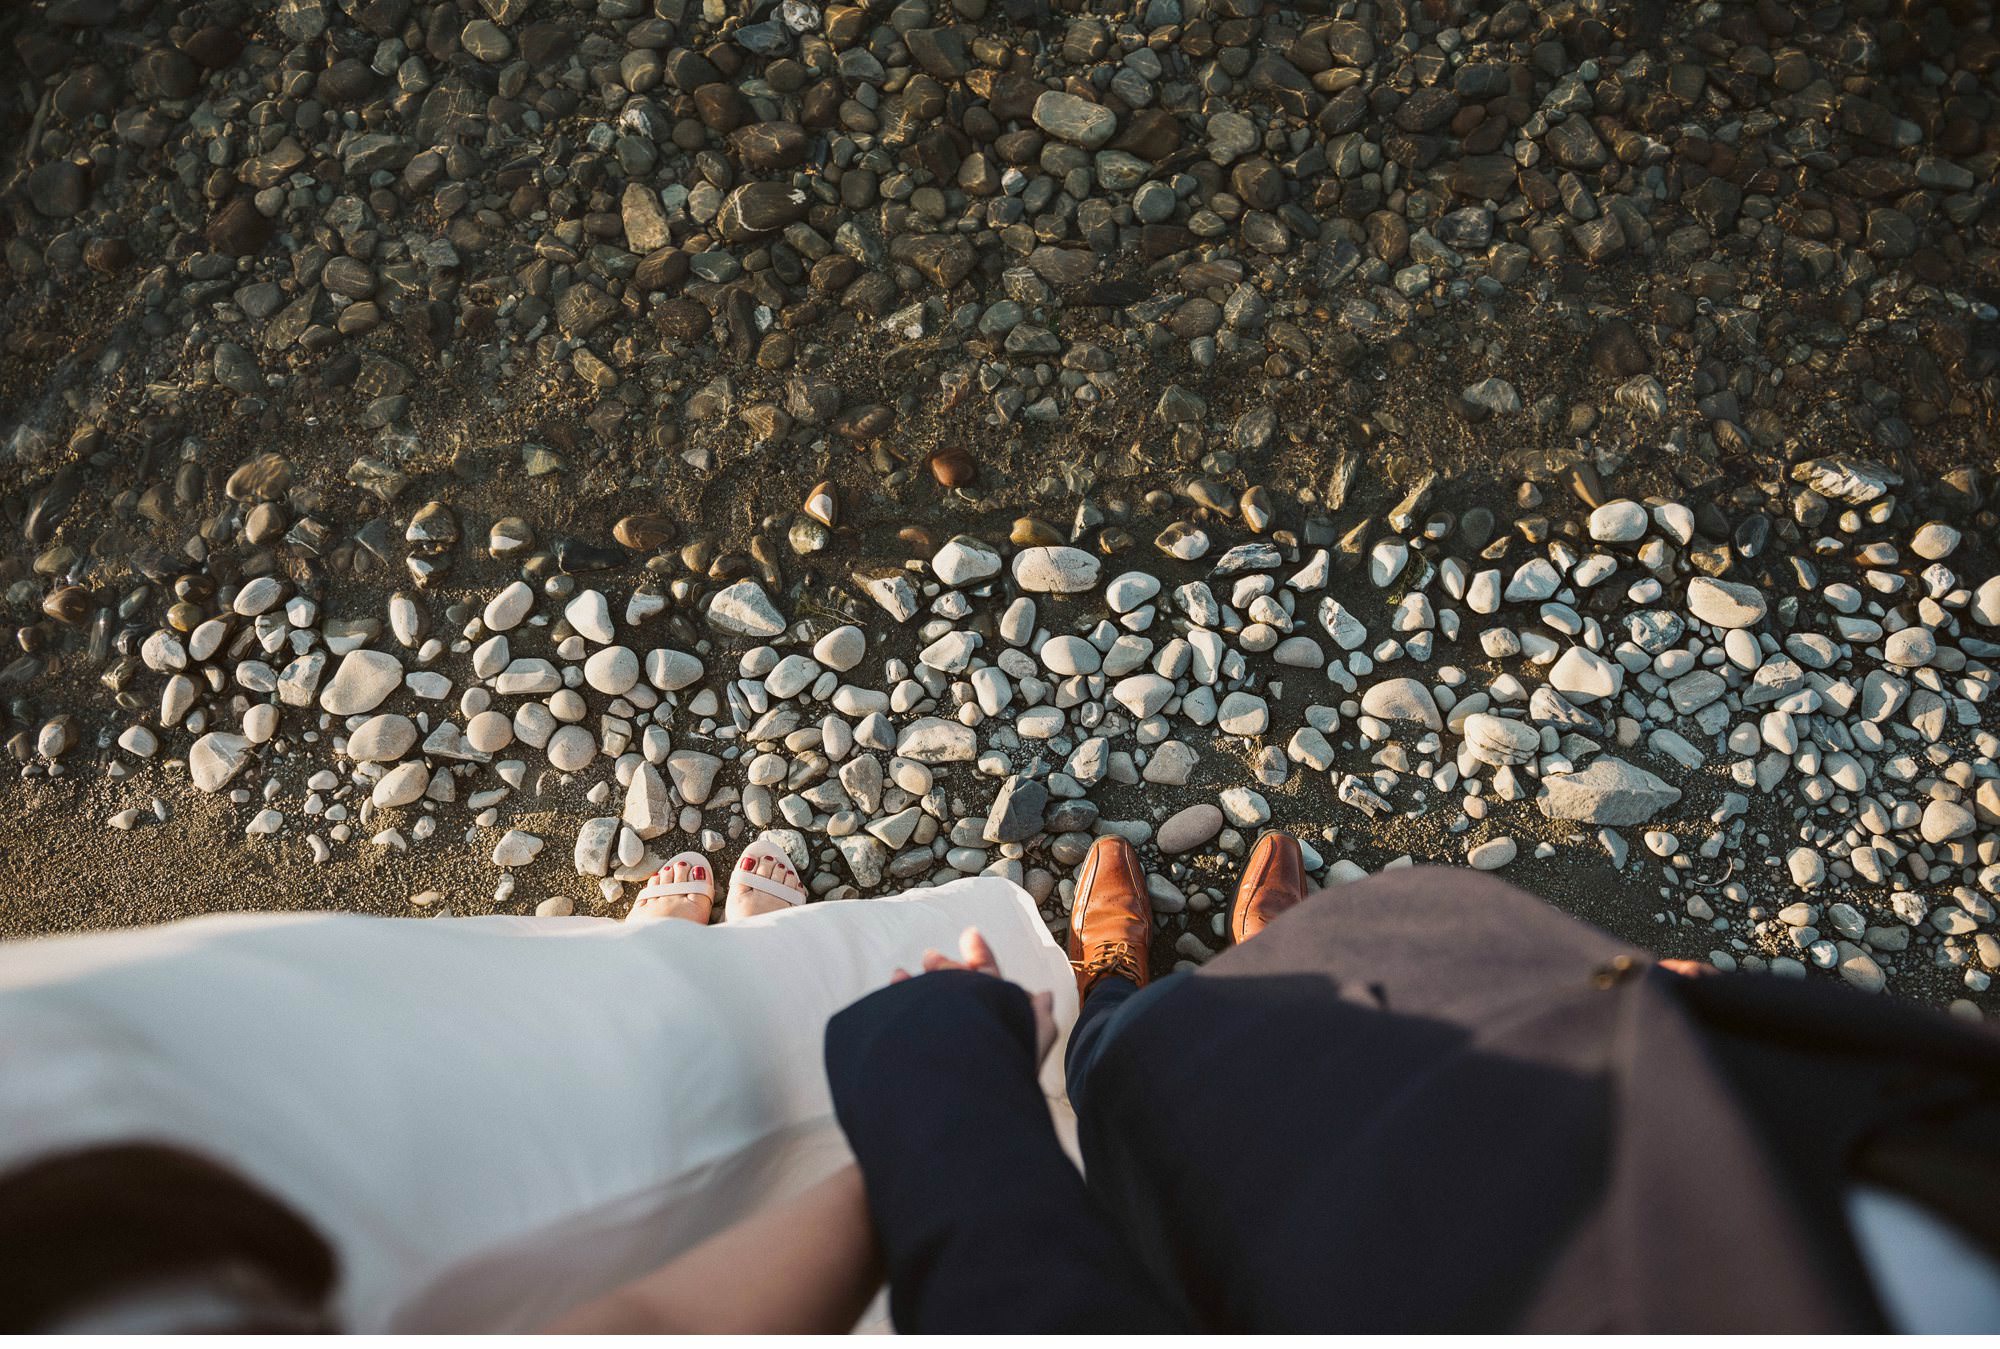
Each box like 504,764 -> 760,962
693,865 -> 705,879
740,856 -> 754,870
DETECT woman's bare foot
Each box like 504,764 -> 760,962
627,851 -> 714,923
724,836 -> 809,921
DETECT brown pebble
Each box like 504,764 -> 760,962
1011,517 -> 1063,547
613,514 -> 676,551
930,447 -> 976,489
1240,485 -> 1274,534
803,480 -> 838,526
42,585 -> 90,624
1564,463 -> 1605,510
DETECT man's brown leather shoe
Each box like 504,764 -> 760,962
1232,832 -> 1306,945
1067,836 -> 1151,997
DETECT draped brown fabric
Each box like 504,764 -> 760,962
1074,867 -> 2000,1332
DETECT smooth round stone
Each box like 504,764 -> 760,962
1216,691 -> 1269,737
1105,571 -> 1162,613
319,649 -> 403,716
1462,713 -> 1538,766
585,645 -> 640,695
1587,499 -> 1648,543
646,648 -> 705,690
484,580 -> 534,631
1686,577 -> 1767,629
546,724 -> 596,772
1922,799 -> 1976,844
1272,635 -> 1324,667
190,732 -> 252,792
232,575 -> 286,616
565,589 -> 615,643
1883,626 -> 1936,668
1359,676 -> 1441,729
348,712 -> 417,761
1787,847 -> 1826,889
1012,545 -> 1101,594
1911,522 -> 1961,561
1468,836 -> 1517,870
764,653 -> 821,699
1158,803 -> 1223,855
931,536 -> 1002,586
813,625 -> 866,672
1041,635 -> 1101,676
465,709 -> 514,753
243,703 -> 279,745
372,761 -> 430,808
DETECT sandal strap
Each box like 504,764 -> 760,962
641,879 -> 713,899
732,870 -> 803,906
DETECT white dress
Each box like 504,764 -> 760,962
0,878 -> 1077,1332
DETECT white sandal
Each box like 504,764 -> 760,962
725,836 -> 808,922
630,850 -> 714,923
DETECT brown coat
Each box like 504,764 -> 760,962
1073,868 -> 2000,1331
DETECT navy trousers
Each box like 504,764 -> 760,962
825,970 -> 1184,1332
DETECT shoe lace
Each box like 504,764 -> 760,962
1074,940 -> 1145,989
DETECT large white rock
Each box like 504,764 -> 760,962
1113,673 -> 1175,719
584,646 -> 640,695
1549,646 -> 1623,702
706,580 -> 785,638
666,749 -> 722,803
1105,571 -> 1161,613
623,761 -> 673,839
565,589 -> 615,643
1360,677 -> 1440,729
1318,597 -> 1369,650
371,761 -> 430,808
492,830 -> 544,867
483,580 -> 534,631
1012,545 -> 1101,594
545,724 -> 596,772
1587,500 -> 1648,542
813,625 -> 866,672
931,536 -> 1002,587
1041,635 -> 1101,676
189,732 -> 253,792
348,713 -> 417,762
897,717 -> 977,763
1462,713 -> 1538,766
1686,577 -> 1767,629
319,649 -> 403,716
646,648 -> 705,691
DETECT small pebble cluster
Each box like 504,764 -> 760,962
40,452 -> 2000,1018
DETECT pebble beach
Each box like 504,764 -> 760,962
2,0 -> 1998,1014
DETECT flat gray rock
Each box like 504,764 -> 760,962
1158,803 -> 1223,854
983,775 -> 1049,844
1539,756 -> 1681,826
